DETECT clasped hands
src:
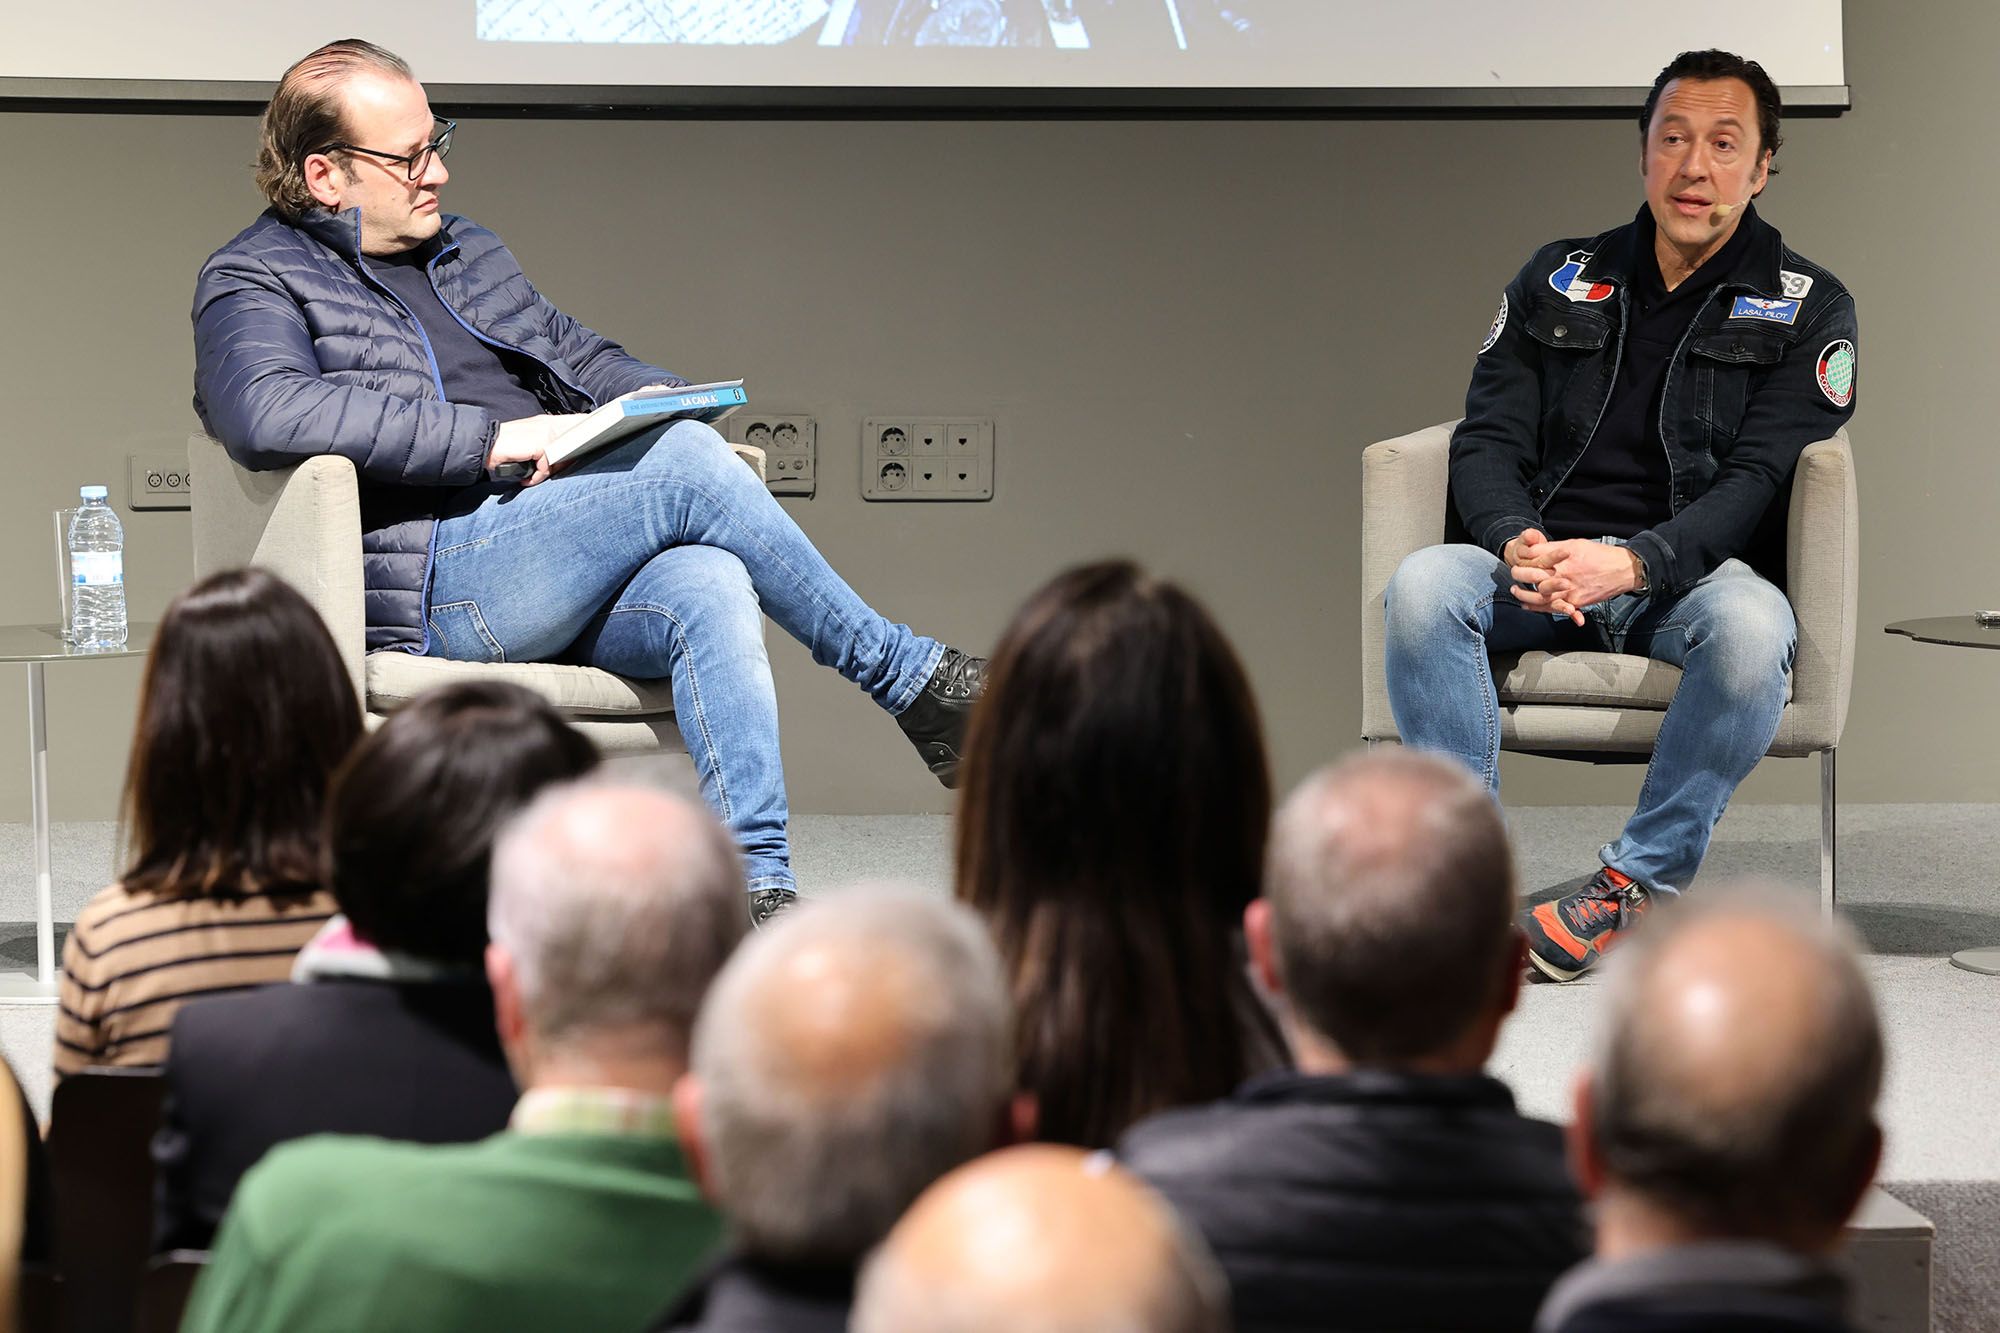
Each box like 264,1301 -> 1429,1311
1502,529 -> 1646,626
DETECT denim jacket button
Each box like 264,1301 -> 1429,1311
1554,324 -> 1569,338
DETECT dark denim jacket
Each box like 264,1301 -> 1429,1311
1449,205 -> 1857,597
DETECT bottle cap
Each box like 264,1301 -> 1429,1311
79,485 -> 108,501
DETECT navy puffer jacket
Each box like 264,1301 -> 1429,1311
192,207 -> 680,652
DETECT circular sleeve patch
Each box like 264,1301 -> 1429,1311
1816,339 -> 1855,408
1479,293 -> 1508,354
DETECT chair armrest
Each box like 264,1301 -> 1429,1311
188,433 -> 367,702
1359,421 -> 1458,741
1777,430 -> 1858,753
731,443 -> 767,482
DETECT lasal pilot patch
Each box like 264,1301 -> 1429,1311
1729,295 -> 1802,325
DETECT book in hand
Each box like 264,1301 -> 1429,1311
542,380 -> 748,471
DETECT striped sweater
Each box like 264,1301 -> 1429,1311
55,884 -> 337,1080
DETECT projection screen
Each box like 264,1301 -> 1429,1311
1,1 -> 1848,112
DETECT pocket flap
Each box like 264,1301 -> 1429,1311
1525,303 -> 1611,351
1688,330 -> 1788,365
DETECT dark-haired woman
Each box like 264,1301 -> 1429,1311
55,568 -> 361,1081
954,560 -> 1288,1149
153,680 -> 597,1250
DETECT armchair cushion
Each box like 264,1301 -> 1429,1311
1360,424 -> 1850,757
366,654 -> 675,717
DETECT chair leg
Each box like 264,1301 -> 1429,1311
1819,748 -> 1837,917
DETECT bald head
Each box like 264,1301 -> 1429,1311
1264,749 -> 1516,1063
487,781 -> 746,1061
854,1145 -> 1230,1333
689,886 -> 1012,1265
1587,886 -> 1883,1248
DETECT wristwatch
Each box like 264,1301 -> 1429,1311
1630,550 -> 1651,595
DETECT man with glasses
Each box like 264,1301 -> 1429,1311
193,39 -> 985,928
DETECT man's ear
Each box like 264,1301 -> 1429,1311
304,152 -> 345,209
1000,1092 -> 1038,1148
1751,149 -> 1773,198
1567,1070 -> 1607,1201
673,1074 -> 718,1202
486,943 -> 523,1046
1497,929 -> 1527,1019
1244,898 -> 1284,999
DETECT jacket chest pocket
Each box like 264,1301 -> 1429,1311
1525,302 -> 1612,426
1687,330 -> 1788,450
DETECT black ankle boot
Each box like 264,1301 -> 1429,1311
748,887 -> 799,928
895,648 -> 987,789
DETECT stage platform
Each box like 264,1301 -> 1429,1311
4,806 -> 1997,1329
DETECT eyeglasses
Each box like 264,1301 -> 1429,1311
314,118 -> 456,181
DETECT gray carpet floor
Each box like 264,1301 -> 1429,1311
2,806 -> 1996,1328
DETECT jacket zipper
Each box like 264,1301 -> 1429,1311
425,246 -> 595,411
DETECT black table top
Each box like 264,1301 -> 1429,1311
1885,616 -> 2000,651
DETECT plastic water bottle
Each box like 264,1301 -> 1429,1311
68,486 -> 126,649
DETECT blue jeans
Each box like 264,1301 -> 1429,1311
1383,543 -> 1796,895
423,419 -> 944,895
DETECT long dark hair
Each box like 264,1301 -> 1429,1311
324,681 -> 598,965
121,568 -> 361,900
954,561 -> 1275,1148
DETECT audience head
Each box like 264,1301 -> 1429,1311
1574,885 -> 1883,1255
676,886 -> 1017,1266
1255,749 -> 1522,1070
955,560 -> 1273,1147
122,567 -> 360,900
257,39 -> 416,220
854,1145 -> 1231,1333
487,779 -> 745,1085
325,681 -> 597,966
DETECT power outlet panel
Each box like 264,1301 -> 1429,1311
731,415 -> 816,497
128,453 -> 191,511
863,418 -> 993,501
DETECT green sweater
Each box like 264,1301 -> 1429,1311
180,1129 -> 721,1333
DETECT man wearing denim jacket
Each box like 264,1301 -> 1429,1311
1384,49 -> 1857,981
193,40 -> 987,927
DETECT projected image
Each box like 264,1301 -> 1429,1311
478,0 -> 1260,48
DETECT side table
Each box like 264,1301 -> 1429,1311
0,623 -> 152,1001
1885,616 -> 2000,976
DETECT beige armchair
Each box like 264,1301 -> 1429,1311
188,431 -> 765,756
1359,422 -> 1857,911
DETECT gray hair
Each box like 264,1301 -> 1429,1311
487,780 -> 746,1058
1592,884 -> 1883,1237
1264,749 -> 1515,1061
692,884 -> 1012,1265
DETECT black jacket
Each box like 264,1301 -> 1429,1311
1450,205 -> 1857,597
151,978 -> 518,1251
1535,1242 -> 1857,1333
648,1253 -> 853,1333
1117,1069 -> 1588,1333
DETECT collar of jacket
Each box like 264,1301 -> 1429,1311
1234,1066 -> 1520,1112
289,204 -> 459,269
1577,202 -> 1789,300
1534,1239 -> 1850,1332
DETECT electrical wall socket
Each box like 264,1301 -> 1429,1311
128,452 -> 191,510
863,418 -> 993,501
730,415 -> 815,497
